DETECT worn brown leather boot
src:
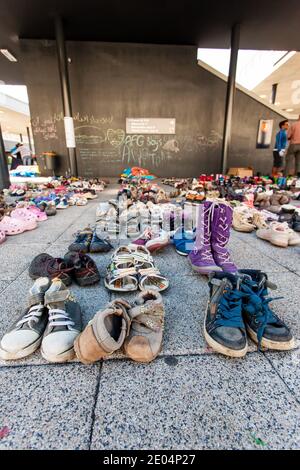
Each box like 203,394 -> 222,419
124,290 -> 165,363
74,299 -> 131,364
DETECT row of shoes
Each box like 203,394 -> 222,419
29,252 -> 101,287
0,278 -> 164,364
6,177 -> 108,195
232,204 -> 300,247
118,184 -> 169,204
105,245 -> 169,292
96,199 -> 188,239
254,191 -> 291,213
0,206 -> 46,243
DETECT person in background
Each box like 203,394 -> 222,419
285,114 -> 300,176
273,119 -> 289,176
10,143 -> 23,170
11,142 -> 33,166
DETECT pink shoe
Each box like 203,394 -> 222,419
27,206 -> 48,221
0,216 -> 25,235
0,230 -> 6,244
10,209 -> 38,231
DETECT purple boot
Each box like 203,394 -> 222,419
188,201 -> 222,274
211,203 -> 237,273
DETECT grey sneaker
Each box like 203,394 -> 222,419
0,278 -> 51,360
41,278 -> 82,363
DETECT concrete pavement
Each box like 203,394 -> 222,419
0,183 -> 300,450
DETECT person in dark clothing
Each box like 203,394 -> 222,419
272,120 -> 289,176
10,143 -> 23,170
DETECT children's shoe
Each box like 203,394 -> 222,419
74,299 -> 131,364
29,253 -> 74,286
27,206 -> 48,221
0,216 -> 26,236
239,270 -> 295,351
0,278 -> 51,360
68,228 -> 93,253
204,272 -> 248,357
124,290 -> 164,363
56,198 -> 69,209
256,221 -> 290,247
41,279 -> 82,362
145,229 -> 170,253
189,202 -> 222,274
89,231 -> 113,253
10,209 -> 38,231
64,251 -> 100,286
172,229 -> 195,256
232,207 -> 256,232
211,203 -> 237,273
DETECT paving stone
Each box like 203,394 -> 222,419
0,243 -> 49,280
227,235 -> 289,273
264,350 -> 300,402
91,353 -> 300,450
0,363 -> 99,450
0,281 -> 10,293
232,230 -> 300,273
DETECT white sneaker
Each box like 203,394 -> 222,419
0,278 -> 50,360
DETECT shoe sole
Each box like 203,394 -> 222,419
75,274 -> 101,286
146,241 -> 169,253
246,326 -> 295,351
203,309 -> 248,358
0,337 -> 42,360
175,248 -> 188,256
40,346 -> 75,363
191,263 -> 222,274
123,342 -> 163,363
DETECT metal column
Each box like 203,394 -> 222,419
0,124 -> 10,190
55,16 -> 78,176
221,24 -> 240,174
26,126 -> 33,152
271,83 -> 278,105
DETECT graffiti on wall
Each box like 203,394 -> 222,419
31,112 -> 222,168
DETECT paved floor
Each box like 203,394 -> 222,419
0,182 -> 300,450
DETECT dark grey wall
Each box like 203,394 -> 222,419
20,40 -> 284,177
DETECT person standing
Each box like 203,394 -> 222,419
11,143 -> 33,166
285,115 -> 300,176
273,120 -> 289,176
10,143 -> 23,170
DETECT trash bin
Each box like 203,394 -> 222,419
43,152 -> 57,171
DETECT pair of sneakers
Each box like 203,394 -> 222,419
69,227 -> 113,253
74,289 -> 164,364
0,278 -> 82,362
205,270 -> 295,357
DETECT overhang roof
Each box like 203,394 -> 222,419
1,0 -> 300,84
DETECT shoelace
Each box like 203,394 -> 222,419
214,289 -> 245,329
48,308 -> 75,328
240,279 -> 283,347
17,304 -> 44,327
194,204 -> 214,259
